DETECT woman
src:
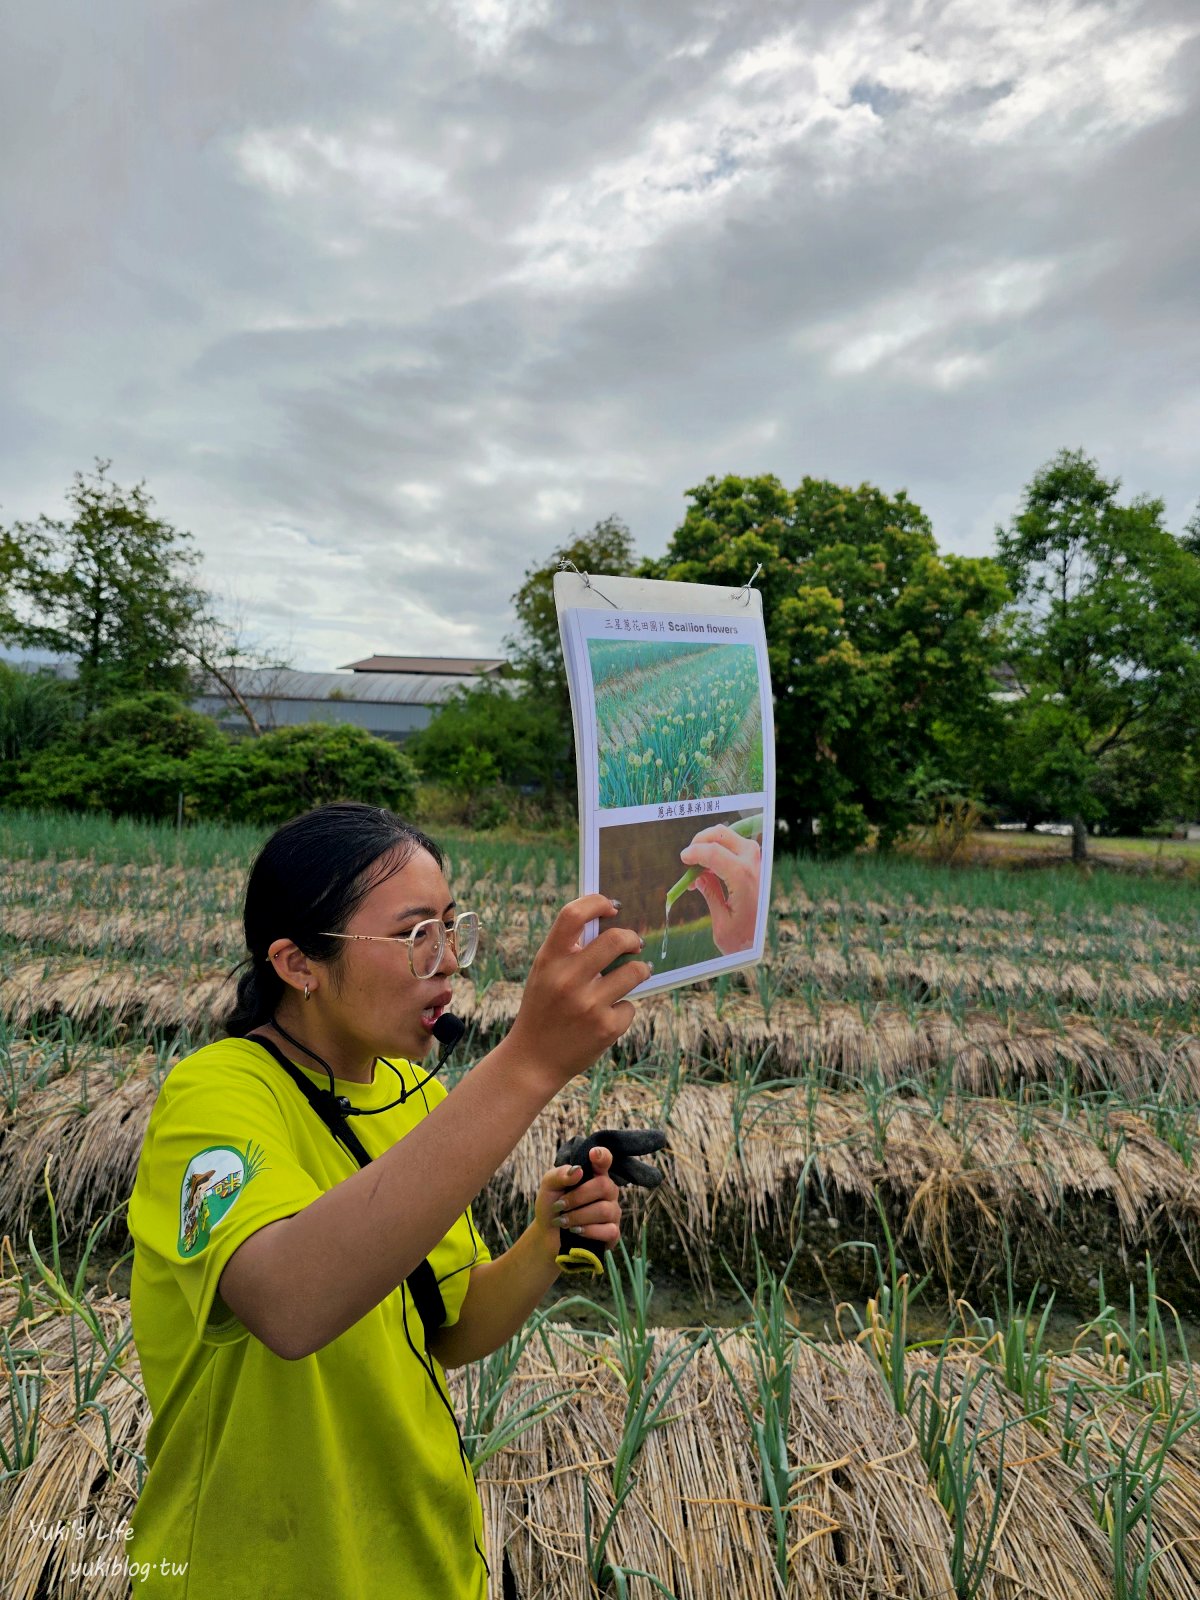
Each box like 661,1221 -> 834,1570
128,803 -> 650,1598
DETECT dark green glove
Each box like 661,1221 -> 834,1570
553,1128 -> 668,1276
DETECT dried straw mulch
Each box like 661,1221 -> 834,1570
4,962 -> 1197,1100
6,1065 -> 1200,1310
9,1282 -> 1190,1600
8,1286 -> 1200,1599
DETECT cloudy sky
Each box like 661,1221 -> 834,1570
3,0 -> 1198,669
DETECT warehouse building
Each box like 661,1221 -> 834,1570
193,654 -> 506,744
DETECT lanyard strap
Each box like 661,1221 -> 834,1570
249,1035 -> 447,1338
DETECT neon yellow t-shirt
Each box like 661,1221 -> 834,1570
127,1036 -> 492,1599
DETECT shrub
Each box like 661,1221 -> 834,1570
1092,743 -> 1176,838
409,679 -> 567,793
2,701 -> 417,827
82,690 -> 223,758
6,740 -> 231,820
224,723 -> 419,824
1,689 -> 228,818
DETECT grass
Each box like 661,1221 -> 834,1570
0,809 -> 269,868
0,804 -> 577,882
457,1300 -> 577,1471
970,827 -> 1200,864
775,849 -> 1200,922
710,1240 -> 814,1587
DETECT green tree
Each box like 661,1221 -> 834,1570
1182,745 -> 1200,826
0,662 -> 76,773
997,449 -> 1200,860
0,535 -> 20,640
0,461 -> 209,713
1184,500 -> 1200,559
650,473 -> 1009,852
1091,739 -> 1182,838
502,515 -> 638,799
508,516 -> 637,714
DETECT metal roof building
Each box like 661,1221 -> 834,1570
341,654 -> 507,676
193,665 -> 497,743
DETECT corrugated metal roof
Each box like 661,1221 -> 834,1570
341,654 -> 506,675
201,668 -> 486,706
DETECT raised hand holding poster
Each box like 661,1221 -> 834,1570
554,570 -> 775,996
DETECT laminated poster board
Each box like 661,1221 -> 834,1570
554,571 -> 775,998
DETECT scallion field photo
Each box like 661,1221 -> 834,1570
587,639 -> 764,809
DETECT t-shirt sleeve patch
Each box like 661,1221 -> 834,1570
178,1141 -> 268,1258
129,1053 -> 325,1344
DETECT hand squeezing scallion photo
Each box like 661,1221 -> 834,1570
666,812 -> 764,958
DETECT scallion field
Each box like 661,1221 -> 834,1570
3,809 -> 1200,1598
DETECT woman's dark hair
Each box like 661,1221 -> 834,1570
223,802 -> 444,1037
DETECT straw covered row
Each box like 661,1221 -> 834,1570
6,1064 -> 1200,1306
6,1280 -> 1200,1600
3,961 -> 1199,1101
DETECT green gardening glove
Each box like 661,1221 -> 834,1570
553,1128 -> 669,1276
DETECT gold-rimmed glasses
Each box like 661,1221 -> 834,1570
319,912 -> 480,980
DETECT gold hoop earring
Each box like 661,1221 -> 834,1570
303,984 -> 311,1002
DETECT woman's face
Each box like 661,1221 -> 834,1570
316,847 -> 460,1064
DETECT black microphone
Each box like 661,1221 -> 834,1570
432,1011 -> 466,1063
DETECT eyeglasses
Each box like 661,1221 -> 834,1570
319,912 -> 480,980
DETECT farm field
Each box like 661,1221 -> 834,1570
588,639 -> 765,807
959,829 -> 1200,872
3,809 -> 1200,1598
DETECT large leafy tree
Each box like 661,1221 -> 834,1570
0,460 -> 209,713
504,515 -> 637,789
649,473 -> 1009,852
414,516 -> 636,805
508,515 -> 637,707
997,450 -> 1200,859
0,536 -> 19,640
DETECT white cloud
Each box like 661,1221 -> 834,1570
531,487 -> 584,523
396,480 -> 444,509
444,0 -> 554,56
234,124 -> 450,217
509,1 -> 1197,290
815,253 -> 1098,383
929,351 -> 991,389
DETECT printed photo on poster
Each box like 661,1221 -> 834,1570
598,808 -> 766,981
589,638 -> 765,809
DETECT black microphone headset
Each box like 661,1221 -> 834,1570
269,1010 -> 467,1115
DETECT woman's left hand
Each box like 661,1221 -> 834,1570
535,1145 -> 622,1266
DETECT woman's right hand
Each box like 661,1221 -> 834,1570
505,896 -> 651,1090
